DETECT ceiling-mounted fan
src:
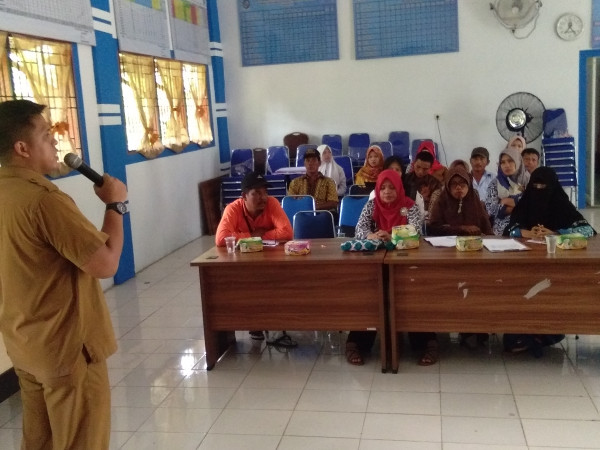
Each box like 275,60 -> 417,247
496,92 -> 545,143
490,0 -> 542,39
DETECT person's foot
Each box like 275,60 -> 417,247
418,339 -> 439,366
345,342 -> 364,366
249,330 -> 264,340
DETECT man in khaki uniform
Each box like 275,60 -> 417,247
0,100 -> 128,449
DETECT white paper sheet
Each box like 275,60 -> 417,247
482,238 -> 530,252
424,236 -> 457,247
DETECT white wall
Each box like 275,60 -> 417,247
218,0 -> 591,168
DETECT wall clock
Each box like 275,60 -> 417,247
556,13 -> 583,41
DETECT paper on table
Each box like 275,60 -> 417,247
482,238 -> 530,252
424,236 -> 457,247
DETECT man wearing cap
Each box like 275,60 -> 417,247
288,148 -> 338,211
215,171 -> 293,247
470,146 -> 495,203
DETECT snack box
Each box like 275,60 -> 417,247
392,225 -> 420,249
284,240 -> 311,255
556,233 -> 588,250
456,236 -> 483,252
238,237 -> 263,253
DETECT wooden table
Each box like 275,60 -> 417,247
191,239 -> 387,371
385,237 -> 600,373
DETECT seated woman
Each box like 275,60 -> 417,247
354,145 -> 384,187
505,166 -> 596,238
345,169 -> 422,366
503,168 -> 596,356
429,166 -> 493,236
317,144 -> 346,196
415,167 -> 493,363
484,147 -> 530,235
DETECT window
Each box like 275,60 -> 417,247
0,32 -> 81,177
119,52 -> 213,159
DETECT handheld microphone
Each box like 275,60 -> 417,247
64,153 -> 104,186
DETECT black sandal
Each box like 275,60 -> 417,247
266,331 -> 298,348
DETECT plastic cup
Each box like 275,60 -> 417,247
545,235 -> 558,254
225,236 -> 236,254
337,227 -> 346,238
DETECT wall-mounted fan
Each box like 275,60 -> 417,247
496,92 -> 545,143
490,0 -> 542,38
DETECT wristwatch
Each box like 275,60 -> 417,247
106,202 -> 128,215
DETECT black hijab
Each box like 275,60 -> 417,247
506,166 -> 592,234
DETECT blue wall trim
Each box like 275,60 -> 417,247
217,116 -> 230,163
91,27 -> 136,283
207,0 -> 221,43
578,49 -> 600,208
91,0 -> 110,12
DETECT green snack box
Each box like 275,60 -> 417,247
238,237 -> 263,253
556,233 -> 587,250
391,225 -> 420,249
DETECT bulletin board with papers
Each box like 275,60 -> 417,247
353,0 -> 459,60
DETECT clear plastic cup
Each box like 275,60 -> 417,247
545,235 -> 558,254
225,236 -> 236,254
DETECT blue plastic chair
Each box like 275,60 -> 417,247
372,141 -> 392,160
338,195 -> 369,237
296,144 -> 318,167
410,139 -> 438,163
348,133 -> 370,165
321,134 -> 343,156
282,195 -> 315,224
334,155 -> 354,190
293,210 -> 336,239
230,148 -> 253,176
266,146 -> 289,174
265,174 -> 287,203
388,131 -> 410,166
220,176 -> 244,211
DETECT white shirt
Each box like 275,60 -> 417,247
471,171 -> 495,202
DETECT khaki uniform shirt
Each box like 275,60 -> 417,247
0,167 -> 117,380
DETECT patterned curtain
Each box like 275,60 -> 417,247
184,63 -> 212,146
12,35 -> 75,176
120,53 -> 164,159
156,59 -> 189,152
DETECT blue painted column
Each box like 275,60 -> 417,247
90,0 -> 135,283
207,0 -> 230,166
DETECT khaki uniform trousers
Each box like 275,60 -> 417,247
15,349 -> 110,450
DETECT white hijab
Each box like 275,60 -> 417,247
317,144 -> 346,195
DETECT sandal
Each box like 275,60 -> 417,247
249,330 -> 265,341
345,342 -> 364,366
266,332 -> 298,348
418,339 -> 439,366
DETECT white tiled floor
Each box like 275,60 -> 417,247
1,210 -> 600,449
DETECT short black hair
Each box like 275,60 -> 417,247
415,150 -> 434,165
522,147 -> 540,158
0,100 -> 46,164
383,155 -> 404,172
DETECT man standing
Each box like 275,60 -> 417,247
0,100 -> 128,449
469,146 -> 496,203
288,148 -> 338,212
215,171 -> 293,246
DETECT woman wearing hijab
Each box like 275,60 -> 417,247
429,166 -> 493,236
317,144 -> 346,196
354,145 -> 384,187
508,135 -> 527,153
408,141 -> 448,182
505,166 -> 595,238
346,169 -> 421,365
420,166 -> 494,357
501,166 -> 595,357
484,147 -> 530,235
